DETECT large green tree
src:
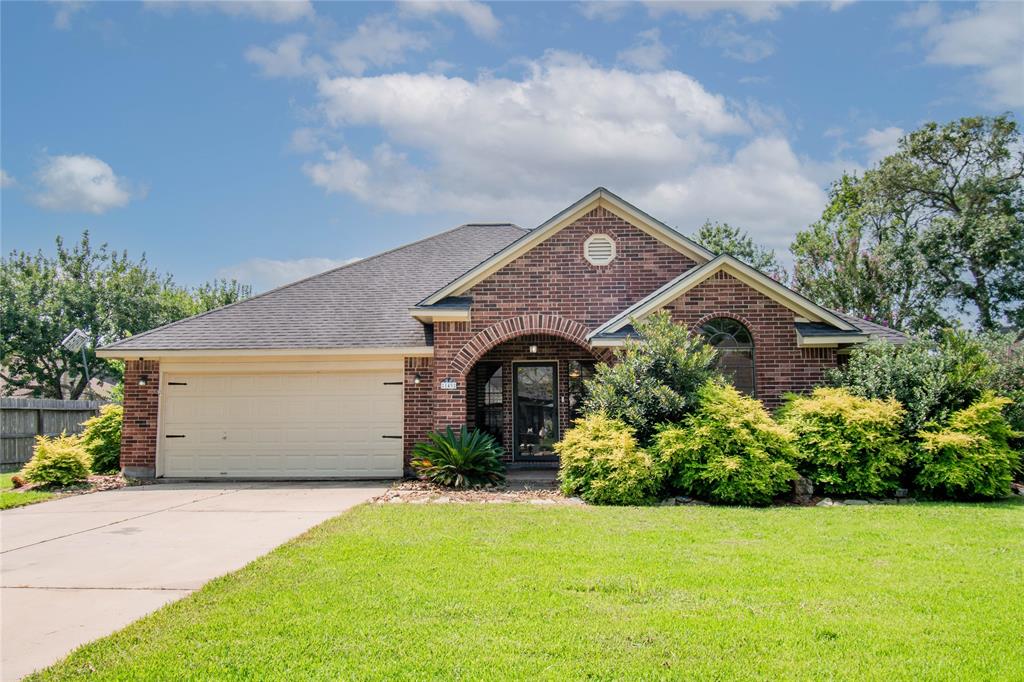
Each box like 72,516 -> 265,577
792,115 -> 1023,332
791,173 -> 940,331
694,220 -> 787,281
1,232 -> 251,399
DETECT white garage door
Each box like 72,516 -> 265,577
160,370 -> 404,478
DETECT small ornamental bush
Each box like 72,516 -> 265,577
654,381 -> 798,506
556,415 -> 663,506
411,427 -> 505,488
780,387 -> 909,497
23,434 -> 92,487
79,404 -> 123,473
915,394 -> 1020,500
583,311 -> 718,444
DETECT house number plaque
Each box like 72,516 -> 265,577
439,378 -> 458,390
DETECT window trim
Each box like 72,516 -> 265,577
700,317 -> 756,397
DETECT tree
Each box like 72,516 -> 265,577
793,116 -> 1023,332
1,231 -> 251,399
694,220 -> 787,281
871,116 -> 1024,330
791,173 -> 941,331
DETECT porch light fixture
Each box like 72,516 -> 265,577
138,375 -> 149,386
413,373 -> 422,385
568,366 -> 581,379
528,344 -> 538,354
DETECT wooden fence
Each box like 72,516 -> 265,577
1,398 -> 105,469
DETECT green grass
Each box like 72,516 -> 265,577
35,500 -> 1024,681
0,471 -> 55,510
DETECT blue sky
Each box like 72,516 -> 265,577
2,1 -> 1021,291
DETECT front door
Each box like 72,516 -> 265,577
513,362 -> 558,459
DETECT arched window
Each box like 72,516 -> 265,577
700,318 -> 755,396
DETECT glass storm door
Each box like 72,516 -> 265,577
513,362 -> 558,459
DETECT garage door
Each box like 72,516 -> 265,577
160,370 -> 403,478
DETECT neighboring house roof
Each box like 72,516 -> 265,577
588,254 -> 860,343
99,224 -> 526,354
418,187 -> 715,306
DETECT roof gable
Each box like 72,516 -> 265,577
419,187 -> 714,305
588,254 -> 859,340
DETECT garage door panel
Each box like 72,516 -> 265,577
161,370 -> 403,478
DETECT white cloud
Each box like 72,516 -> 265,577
32,154 -> 136,214
829,0 -> 856,11
903,2 -> 1024,109
330,16 -> 430,76
300,51 -> 836,248
144,1 -> 313,24
0,169 -> 15,188
577,1 -> 632,22
400,1 -> 501,39
51,1 -> 87,30
245,33 -> 324,78
644,1 -> 796,23
217,256 -> 361,291
702,25 -> 775,62
860,126 -> 904,163
617,29 -> 670,70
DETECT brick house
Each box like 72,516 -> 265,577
99,188 -> 904,479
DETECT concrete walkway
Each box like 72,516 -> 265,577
0,481 -> 384,681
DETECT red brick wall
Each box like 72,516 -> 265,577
467,206 -> 697,330
403,357 -> 434,468
662,271 -> 837,408
121,359 -> 159,477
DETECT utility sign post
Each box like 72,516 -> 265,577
60,328 -> 91,385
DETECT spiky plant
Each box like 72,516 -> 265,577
411,427 -> 505,488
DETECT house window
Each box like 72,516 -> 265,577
700,318 -> 755,397
567,360 -> 596,423
584,234 -> 616,265
475,363 -> 503,443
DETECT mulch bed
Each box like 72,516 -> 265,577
10,473 -> 151,500
371,479 -> 581,505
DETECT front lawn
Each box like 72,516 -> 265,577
0,471 -> 55,509
35,500 -> 1024,681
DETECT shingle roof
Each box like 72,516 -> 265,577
102,224 -> 526,352
830,311 -> 908,344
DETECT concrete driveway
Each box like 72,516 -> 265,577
0,481 -> 385,681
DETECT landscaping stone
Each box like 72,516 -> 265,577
844,499 -> 870,505
793,477 -> 814,504
371,480 -> 573,505
659,498 -> 677,506
816,498 -> 834,507
899,497 -> 917,504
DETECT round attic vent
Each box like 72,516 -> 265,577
584,234 -> 616,266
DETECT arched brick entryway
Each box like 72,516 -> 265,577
450,314 -> 598,375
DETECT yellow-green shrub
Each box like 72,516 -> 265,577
79,404 -> 122,474
654,381 -> 798,506
780,387 -> 909,497
915,394 -> 1019,500
556,415 -> 663,506
23,434 -> 92,486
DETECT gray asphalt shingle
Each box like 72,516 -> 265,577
102,223 -> 526,351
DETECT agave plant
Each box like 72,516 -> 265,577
411,426 -> 506,488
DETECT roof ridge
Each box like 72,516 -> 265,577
101,222 -> 519,351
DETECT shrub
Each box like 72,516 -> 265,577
556,415 -> 663,506
79,404 -> 123,473
978,332 -> 1024,453
410,427 -> 505,488
780,387 -> 909,497
653,381 -> 798,506
915,394 -> 1020,500
22,434 -> 92,487
827,329 -> 994,435
583,311 -> 718,444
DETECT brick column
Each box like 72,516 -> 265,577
121,359 -> 159,478
403,357 -> 434,471
432,321 -> 472,432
